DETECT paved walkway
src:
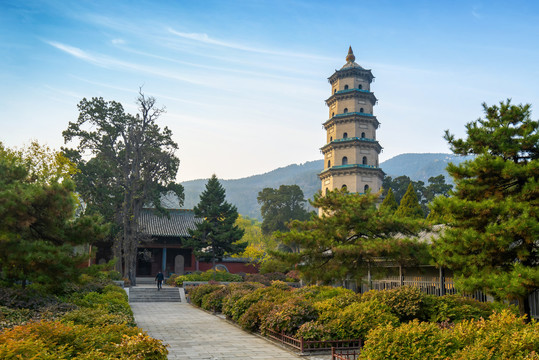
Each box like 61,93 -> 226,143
131,301 -> 307,360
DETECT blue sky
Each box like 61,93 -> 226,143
2,0 -> 539,181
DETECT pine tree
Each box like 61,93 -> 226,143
275,189 -> 428,284
380,188 -> 398,213
395,183 -> 424,218
431,100 -> 539,317
187,175 -> 246,269
0,142 -> 107,290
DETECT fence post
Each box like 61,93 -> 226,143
439,267 -> 446,296
300,336 -> 304,353
399,265 -> 404,287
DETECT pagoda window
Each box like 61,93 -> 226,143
325,188 -> 329,195
327,160 -> 331,168
360,107 -> 364,113
341,184 -> 347,190
343,108 -> 348,113
344,85 -> 349,90
361,132 -> 365,138
364,184 -> 369,192
358,84 -> 363,89
362,156 -> 367,165
342,156 -> 348,165
343,132 -> 348,138
334,89 -> 337,94
330,136 -> 333,141
332,112 -> 335,117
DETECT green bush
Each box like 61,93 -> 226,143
200,286 -> 228,312
227,285 -> 290,322
449,310 -> 539,359
425,294 -> 499,323
237,300 -> 277,332
328,300 -> 399,340
361,286 -> 426,322
261,296 -> 317,335
360,310 -> 539,360
62,307 -> 132,326
68,286 -> 133,322
0,306 -> 34,329
187,284 -> 223,307
360,319 -> 454,360
175,270 -> 243,286
0,320 -> 168,359
221,282 -> 265,318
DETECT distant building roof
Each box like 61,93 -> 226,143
138,208 -> 200,237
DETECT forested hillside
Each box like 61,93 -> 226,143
178,153 -> 472,220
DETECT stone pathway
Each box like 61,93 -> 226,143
131,301 -> 310,360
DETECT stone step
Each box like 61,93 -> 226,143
129,288 -> 181,303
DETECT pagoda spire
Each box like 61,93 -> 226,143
346,46 -> 355,63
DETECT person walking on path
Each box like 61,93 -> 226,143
155,271 -> 164,290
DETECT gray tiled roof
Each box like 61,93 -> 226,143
138,209 -> 200,237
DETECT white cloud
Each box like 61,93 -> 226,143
167,28 -> 332,61
111,38 -> 125,45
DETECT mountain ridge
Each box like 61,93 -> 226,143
177,153 -> 471,220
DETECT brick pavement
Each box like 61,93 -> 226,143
131,301 -> 308,360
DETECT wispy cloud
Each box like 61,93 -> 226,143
46,40 -> 207,86
47,41 -> 101,65
168,28 -> 332,61
111,38 -> 125,45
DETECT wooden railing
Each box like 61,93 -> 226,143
332,347 -> 361,360
264,328 -> 361,353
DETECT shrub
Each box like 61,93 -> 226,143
0,306 -> 34,329
0,287 -> 58,310
450,310 -> 539,359
425,294 -> 498,323
200,286 -> 228,312
327,300 -> 399,340
297,320 -> 332,341
261,296 -> 317,335
221,282 -> 265,318
360,310 -> 539,360
187,284 -> 223,307
237,300 -> 277,332
361,286 -> 426,322
62,307 -> 132,326
175,270 -> 243,286
0,320 -> 168,359
360,320 -> 454,360
227,285 -> 290,322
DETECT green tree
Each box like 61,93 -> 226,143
234,216 -> 278,264
257,185 -> 311,235
380,188 -> 398,213
62,90 -> 184,285
395,183 -> 424,219
187,175 -> 246,269
431,100 -> 539,317
0,142 -> 107,290
275,189 -> 427,284
423,175 -> 452,203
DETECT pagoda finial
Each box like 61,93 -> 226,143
346,46 -> 355,63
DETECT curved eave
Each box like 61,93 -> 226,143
318,165 -> 385,180
326,90 -> 377,106
328,67 -> 375,84
323,114 -> 380,129
320,139 -> 382,154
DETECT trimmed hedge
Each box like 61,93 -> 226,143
175,270 -> 243,286
186,282 -> 538,358
0,273 -> 167,358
